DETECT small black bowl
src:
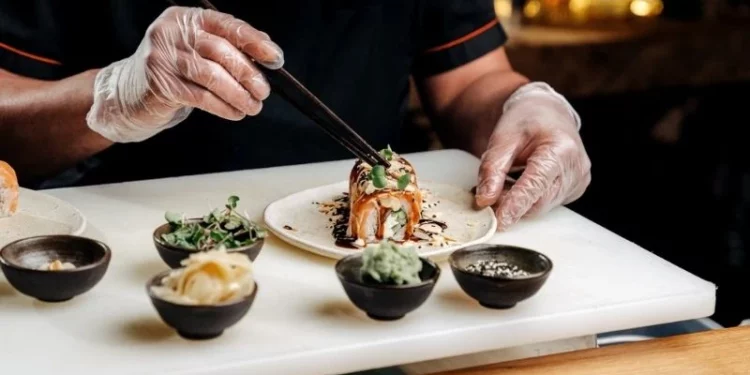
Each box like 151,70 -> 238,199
0,235 -> 111,302
153,219 -> 264,268
147,270 -> 258,340
449,244 -> 552,309
335,254 -> 440,321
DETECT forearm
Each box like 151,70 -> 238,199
0,69 -> 112,180
430,69 -> 528,157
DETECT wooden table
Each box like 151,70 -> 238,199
437,326 -> 750,374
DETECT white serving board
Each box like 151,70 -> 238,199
0,150 -> 715,375
263,180 -> 496,259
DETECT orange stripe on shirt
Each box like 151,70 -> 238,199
0,41 -> 62,65
424,19 -> 499,54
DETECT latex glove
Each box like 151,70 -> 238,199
86,6 -> 284,143
475,82 -> 591,230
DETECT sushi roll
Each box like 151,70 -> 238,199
348,149 -> 422,244
0,160 -> 19,218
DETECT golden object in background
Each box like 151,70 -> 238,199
524,0 -> 543,18
495,0 -> 514,20
520,0 -> 664,25
630,0 -> 664,17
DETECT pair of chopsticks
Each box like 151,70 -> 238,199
168,0 -> 391,168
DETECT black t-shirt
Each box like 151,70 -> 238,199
0,0 -> 507,187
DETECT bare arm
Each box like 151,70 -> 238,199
0,6 -> 285,183
0,68 -> 113,180
414,47 -> 528,157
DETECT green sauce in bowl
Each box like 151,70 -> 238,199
360,241 -> 422,285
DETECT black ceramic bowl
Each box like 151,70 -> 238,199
0,235 -> 111,302
153,219 -> 264,268
449,244 -> 552,309
147,269 -> 258,340
335,254 -> 440,321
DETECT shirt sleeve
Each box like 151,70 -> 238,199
413,0 -> 508,78
0,1 -> 116,80
0,2 -> 68,79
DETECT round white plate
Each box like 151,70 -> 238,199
263,180 -> 497,260
0,188 -> 87,248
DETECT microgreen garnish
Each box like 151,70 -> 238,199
379,145 -> 394,161
165,211 -> 184,225
397,173 -> 410,190
371,165 -> 388,188
161,196 -> 267,251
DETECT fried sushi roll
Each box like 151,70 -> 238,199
0,161 -> 19,218
348,149 -> 422,243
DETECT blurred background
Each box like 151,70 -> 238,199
400,0 -> 750,327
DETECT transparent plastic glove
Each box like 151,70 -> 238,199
86,6 -> 284,143
475,82 -> 591,230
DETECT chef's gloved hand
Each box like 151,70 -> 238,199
475,82 -> 591,230
86,6 -> 284,143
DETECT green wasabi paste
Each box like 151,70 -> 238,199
360,241 -> 423,285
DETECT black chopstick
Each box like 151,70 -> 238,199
184,0 -> 390,168
256,66 -> 387,167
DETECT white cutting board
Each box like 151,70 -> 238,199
0,149 -> 716,375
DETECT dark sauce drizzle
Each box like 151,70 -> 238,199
418,218 -> 448,230
327,192 -> 450,249
329,194 -> 358,248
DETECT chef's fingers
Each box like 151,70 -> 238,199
562,170 -> 591,205
525,173 -> 564,217
525,165 -> 590,217
178,81 -> 244,121
176,50 -> 262,116
194,31 -> 270,101
496,145 -> 562,229
199,9 -> 284,69
475,134 -> 521,208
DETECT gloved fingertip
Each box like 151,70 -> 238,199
474,181 -> 499,207
250,75 -> 270,100
246,99 -> 263,116
474,194 -> 493,208
476,182 -> 492,197
259,40 -> 284,70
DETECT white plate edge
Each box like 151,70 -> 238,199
19,187 -> 88,236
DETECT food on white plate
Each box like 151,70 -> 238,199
161,195 -> 266,251
318,147 -> 456,249
348,146 -> 422,244
150,248 -> 255,305
37,259 -> 76,271
0,160 -> 19,218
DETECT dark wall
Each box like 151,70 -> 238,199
567,82 -> 750,326
663,0 -> 704,19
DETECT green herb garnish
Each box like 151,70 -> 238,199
165,211 -> 184,225
371,165 -> 388,188
379,145 -> 394,161
161,196 -> 267,251
397,173 -> 410,190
